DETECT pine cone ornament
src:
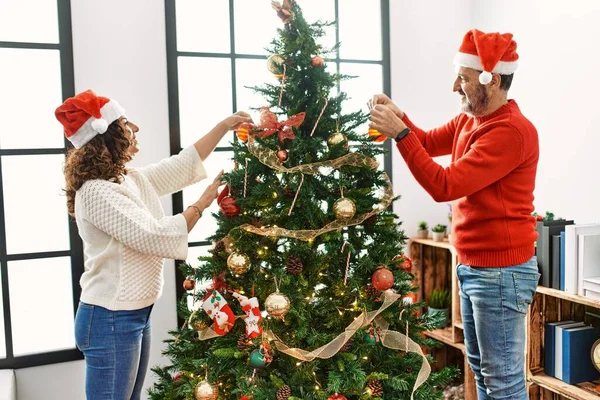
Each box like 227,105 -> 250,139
367,380 -> 383,397
237,334 -> 253,350
283,185 -> 295,198
276,385 -> 292,400
340,338 -> 353,352
212,241 -> 226,259
365,285 -> 378,298
285,256 -> 303,275
364,214 -> 378,225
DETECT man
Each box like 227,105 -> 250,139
369,29 -> 540,399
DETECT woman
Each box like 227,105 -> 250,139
56,89 -> 251,399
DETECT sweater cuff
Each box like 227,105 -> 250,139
174,214 -> 189,261
395,130 -> 422,157
182,145 -> 207,182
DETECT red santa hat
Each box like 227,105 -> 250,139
453,29 -> 519,85
55,89 -> 125,149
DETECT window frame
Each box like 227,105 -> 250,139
165,0 -> 392,304
0,0 -> 83,369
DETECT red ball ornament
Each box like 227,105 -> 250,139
311,55 -> 324,67
328,395 -> 347,400
277,149 -> 288,162
372,266 -> 394,291
173,371 -> 184,382
393,255 -> 412,273
183,278 -> 196,291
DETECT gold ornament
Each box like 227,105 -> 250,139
194,380 -> 218,400
192,320 -> 208,331
265,291 -> 291,319
327,132 -> 349,149
333,197 -> 357,220
227,252 -> 250,274
267,54 -> 285,78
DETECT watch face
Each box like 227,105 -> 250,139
591,339 -> 600,372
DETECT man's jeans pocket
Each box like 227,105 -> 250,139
74,302 -> 94,351
511,272 -> 540,314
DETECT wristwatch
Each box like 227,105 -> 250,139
394,127 -> 411,142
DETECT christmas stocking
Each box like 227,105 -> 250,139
202,290 -> 235,336
232,292 -> 263,338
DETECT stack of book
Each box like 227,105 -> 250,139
544,320 -> 599,384
536,219 -> 600,298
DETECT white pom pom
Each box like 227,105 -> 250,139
479,71 -> 492,85
91,117 -> 108,134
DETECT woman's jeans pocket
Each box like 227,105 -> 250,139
74,302 -> 94,351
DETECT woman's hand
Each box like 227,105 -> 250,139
196,170 -> 226,210
221,111 -> 253,131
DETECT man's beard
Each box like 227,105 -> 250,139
459,86 -> 489,117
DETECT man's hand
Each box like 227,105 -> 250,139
221,111 -> 253,131
369,94 -> 404,119
369,105 -> 408,139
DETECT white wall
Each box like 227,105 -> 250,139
15,1 -> 176,399
390,0 -> 600,249
470,0 -> 600,224
389,0 -> 473,242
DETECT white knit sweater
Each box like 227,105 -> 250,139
75,145 -> 206,311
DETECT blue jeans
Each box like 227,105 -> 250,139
457,257 -> 539,399
74,302 -> 153,400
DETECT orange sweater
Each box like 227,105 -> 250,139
397,100 -> 539,267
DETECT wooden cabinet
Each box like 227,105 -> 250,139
409,237 -> 600,400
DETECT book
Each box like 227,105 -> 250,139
545,320 -> 575,377
555,321 -> 586,379
562,325 -> 600,384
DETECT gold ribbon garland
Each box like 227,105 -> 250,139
236,136 -> 394,241
196,291 -> 429,399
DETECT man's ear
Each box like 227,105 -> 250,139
490,73 -> 502,89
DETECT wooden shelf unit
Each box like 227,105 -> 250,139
529,373 -> 600,400
409,237 -> 600,400
528,286 -> 600,399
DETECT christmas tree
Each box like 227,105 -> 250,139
150,1 -> 457,399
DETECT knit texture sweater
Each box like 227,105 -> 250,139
75,145 -> 206,310
397,100 -> 539,267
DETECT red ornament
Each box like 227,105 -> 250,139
183,278 -> 196,291
368,128 -> 387,143
402,293 -> 417,305
311,55 -> 324,67
239,396 -> 253,400
277,149 -> 288,162
236,126 -> 249,142
372,266 -> 394,291
393,255 -> 412,273
173,371 -> 184,382
217,184 -> 241,217
328,395 -> 347,400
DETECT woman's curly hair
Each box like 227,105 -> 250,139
64,120 -> 133,215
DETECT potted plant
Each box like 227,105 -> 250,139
427,288 -> 451,328
431,224 -> 447,242
417,221 -> 429,238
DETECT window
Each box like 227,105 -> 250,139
165,0 -> 392,297
0,0 -> 81,368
